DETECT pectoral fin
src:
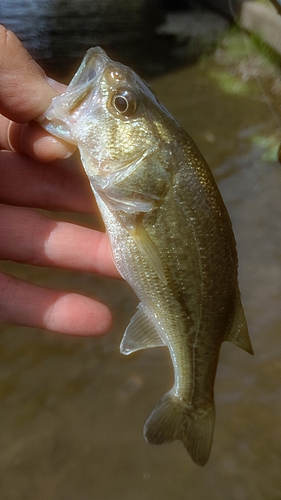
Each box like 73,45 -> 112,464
120,304 -> 165,355
128,224 -> 167,284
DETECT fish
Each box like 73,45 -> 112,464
40,47 -> 253,466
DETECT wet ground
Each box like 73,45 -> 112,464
2,3 -> 281,499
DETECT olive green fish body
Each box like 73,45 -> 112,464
94,128 -> 250,465
40,47 -> 253,466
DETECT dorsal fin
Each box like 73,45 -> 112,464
120,303 -> 165,355
225,299 -> 253,355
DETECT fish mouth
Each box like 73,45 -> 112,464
39,47 -> 110,143
68,46 -> 109,91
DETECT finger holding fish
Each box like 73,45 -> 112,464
0,24 -> 75,161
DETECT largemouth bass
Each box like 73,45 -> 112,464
40,47 -> 253,466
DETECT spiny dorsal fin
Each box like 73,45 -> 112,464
120,303 -> 165,355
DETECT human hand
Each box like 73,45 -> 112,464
0,26 -> 120,336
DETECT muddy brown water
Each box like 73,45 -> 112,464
1,5 -> 281,499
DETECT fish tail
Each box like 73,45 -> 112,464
144,392 -> 215,467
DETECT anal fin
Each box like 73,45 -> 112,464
120,303 -> 165,355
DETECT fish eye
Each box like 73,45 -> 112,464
111,89 -> 137,117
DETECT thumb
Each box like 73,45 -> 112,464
0,25 -> 58,123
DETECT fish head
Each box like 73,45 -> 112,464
41,47 -> 173,179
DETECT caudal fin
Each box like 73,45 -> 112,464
143,392 -> 215,467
